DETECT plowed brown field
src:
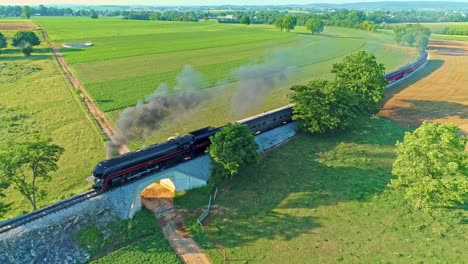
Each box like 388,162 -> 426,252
379,40 -> 467,135
0,22 -> 36,30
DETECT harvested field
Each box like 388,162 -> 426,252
379,40 -> 468,134
0,22 -> 36,30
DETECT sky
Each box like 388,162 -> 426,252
1,0 -> 467,6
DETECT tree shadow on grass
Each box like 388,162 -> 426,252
196,115 -> 405,253
392,100 -> 468,126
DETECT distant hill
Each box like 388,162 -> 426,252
302,1 -> 468,10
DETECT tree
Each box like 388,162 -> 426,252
240,15 -> 251,26
0,138 -> 64,210
282,15 -> 297,32
290,79 -> 358,133
331,50 -> 386,113
0,32 -> 6,52
274,17 -> 285,32
22,42 -> 33,56
11,31 -> 40,47
305,18 -> 324,34
207,123 -> 259,179
389,122 -> 468,211
90,10 -> 98,19
22,5 -> 32,19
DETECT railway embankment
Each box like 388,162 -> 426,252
0,122 -> 298,264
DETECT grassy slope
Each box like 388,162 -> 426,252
36,17 -> 417,147
0,26 -> 106,219
176,116 -> 468,263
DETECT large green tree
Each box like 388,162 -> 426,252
11,30 -> 40,47
290,79 -> 358,133
207,123 -> 259,179
305,18 -> 324,34
240,15 -> 251,26
22,5 -> 32,19
0,138 -> 64,210
0,32 -> 6,52
331,50 -> 386,113
389,122 -> 468,211
282,15 -> 297,32
274,17 -> 285,32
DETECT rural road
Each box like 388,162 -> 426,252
379,39 -> 467,135
39,27 -> 130,154
141,183 -> 211,264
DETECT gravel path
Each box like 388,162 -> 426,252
141,183 -> 211,264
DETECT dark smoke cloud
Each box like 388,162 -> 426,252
107,65 -> 206,157
231,50 -> 297,117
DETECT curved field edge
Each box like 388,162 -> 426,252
176,115 -> 468,263
379,39 -> 468,135
0,25 -> 106,220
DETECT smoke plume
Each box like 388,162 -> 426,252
107,65 -> 206,157
231,50 -> 296,117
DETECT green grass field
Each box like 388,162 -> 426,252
175,116 -> 468,263
0,25 -> 106,219
35,17 -> 418,146
75,208 -> 180,263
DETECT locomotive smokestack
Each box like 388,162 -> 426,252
107,65 -> 207,158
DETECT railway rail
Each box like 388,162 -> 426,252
0,190 -> 99,235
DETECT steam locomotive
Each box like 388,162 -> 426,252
92,105 -> 293,192
92,52 -> 428,192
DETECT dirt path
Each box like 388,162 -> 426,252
141,183 -> 211,264
379,40 -> 467,135
38,28 -> 129,154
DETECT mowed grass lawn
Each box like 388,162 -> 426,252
0,24 -> 106,219
36,17 -> 418,145
176,116 -> 467,263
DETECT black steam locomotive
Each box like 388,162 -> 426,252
93,51 -> 428,192
92,105 -> 293,192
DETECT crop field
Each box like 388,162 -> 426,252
176,116 -> 468,263
35,17 -> 418,145
0,22 -> 106,219
379,39 -> 468,135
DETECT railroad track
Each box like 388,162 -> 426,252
0,190 -> 99,235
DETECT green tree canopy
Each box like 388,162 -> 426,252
90,10 -> 98,19
389,122 -> 468,211
22,5 -> 32,19
282,15 -> 297,32
393,24 -> 431,50
305,18 -> 324,34
274,17 -> 285,32
11,30 -> 40,47
22,42 -> 33,56
240,15 -> 251,26
290,79 -> 358,133
331,50 -> 387,113
0,137 -> 64,210
0,32 -> 6,50
207,123 -> 259,179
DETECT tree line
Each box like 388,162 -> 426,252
2,5 -> 467,24
0,30 -> 41,56
394,24 -> 431,50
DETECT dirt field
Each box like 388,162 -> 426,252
379,40 -> 467,135
0,22 -> 36,30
